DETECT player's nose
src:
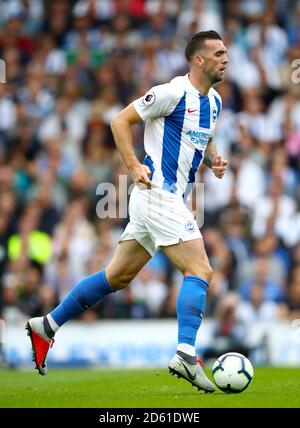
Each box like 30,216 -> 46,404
222,55 -> 229,65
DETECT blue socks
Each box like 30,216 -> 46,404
50,270 -> 114,326
48,270 -> 208,347
176,275 -> 208,347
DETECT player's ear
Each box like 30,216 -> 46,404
193,54 -> 204,68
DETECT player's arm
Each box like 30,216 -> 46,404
204,138 -> 228,179
110,103 -> 156,189
203,137 -> 218,168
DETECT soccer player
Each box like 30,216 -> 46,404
26,30 -> 228,393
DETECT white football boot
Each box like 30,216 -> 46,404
169,351 -> 216,393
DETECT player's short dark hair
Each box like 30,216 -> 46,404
185,30 -> 222,62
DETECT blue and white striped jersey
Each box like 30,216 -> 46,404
133,74 -> 222,199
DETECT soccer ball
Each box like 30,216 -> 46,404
212,352 -> 254,393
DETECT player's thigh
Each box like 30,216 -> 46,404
161,238 -> 213,282
106,239 -> 151,289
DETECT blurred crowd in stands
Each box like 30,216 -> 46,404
0,0 -> 300,330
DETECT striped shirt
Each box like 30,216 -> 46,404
133,74 -> 222,199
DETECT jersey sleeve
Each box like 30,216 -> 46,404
133,83 -> 182,121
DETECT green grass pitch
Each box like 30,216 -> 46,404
0,367 -> 300,408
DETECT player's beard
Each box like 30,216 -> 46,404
210,70 -> 224,84
204,67 -> 224,85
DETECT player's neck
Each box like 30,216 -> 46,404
188,72 -> 211,96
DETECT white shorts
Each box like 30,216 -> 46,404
119,186 -> 202,256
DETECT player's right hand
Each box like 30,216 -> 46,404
129,164 -> 157,189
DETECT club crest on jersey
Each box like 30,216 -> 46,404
212,107 -> 217,122
142,91 -> 156,106
185,221 -> 196,233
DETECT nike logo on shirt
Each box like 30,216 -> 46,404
187,108 -> 197,113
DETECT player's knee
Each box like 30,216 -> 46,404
106,271 -> 133,290
203,265 -> 214,283
183,264 -> 213,283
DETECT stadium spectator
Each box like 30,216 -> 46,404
239,257 -> 286,303
130,266 -> 169,316
236,283 -> 283,322
283,266 -> 300,320
251,176 -> 297,240
202,293 -> 251,361
8,205 -> 52,265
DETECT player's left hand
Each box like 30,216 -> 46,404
212,155 -> 228,179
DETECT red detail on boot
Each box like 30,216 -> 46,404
197,358 -> 205,367
31,331 -> 51,367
